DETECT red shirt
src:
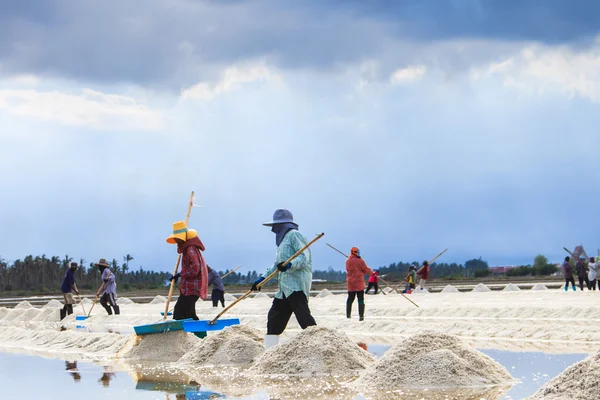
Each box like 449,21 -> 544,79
178,237 -> 208,299
346,255 -> 373,292
417,265 -> 430,280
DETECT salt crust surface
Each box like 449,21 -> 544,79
441,285 -> 460,293
472,283 -> 491,292
124,331 -> 198,362
503,283 -> 521,292
119,297 -> 135,305
180,325 -> 263,366
249,326 -> 374,376
353,331 -> 513,390
529,351 -> 600,399
224,293 -> 236,301
316,289 -> 333,298
253,293 -> 270,299
15,301 -> 34,309
531,283 -> 548,291
149,295 -> 167,304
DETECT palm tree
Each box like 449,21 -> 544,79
123,254 -> 133,274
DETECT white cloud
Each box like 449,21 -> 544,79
0,88 -> 164,130
471,39 -> 600,102
181,63 -> 283,101
389,65 -> 427,85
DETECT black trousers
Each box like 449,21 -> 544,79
578,276 -> 590,291
590,279 -> 597,290
365,282 -> 378,294
565,277 -> 576,289
100,293 -> 120,315
211,289 -> 225,307
347,290 -> 365,306
267,291 -> 316,335
173,294 -> 199,320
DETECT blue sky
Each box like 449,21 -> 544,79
1,0 -> 600,275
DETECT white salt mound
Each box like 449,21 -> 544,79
503,283 -> 521,292
472,283 -> 491,292
249,326 -> 374,376
224,293 -> 236,301
531,283 -> 548,291
149,295 -> 168,304
81,298 -> 93,306
124,331 -> 198,362
119,297 -> 135,305
180,325 -> 264,366
354,331 -> 513,390
15,301 -> 34,309
441,285 -> 460,293
43,299 -> 64,309
316,289 -> 333,298
253,293 -> 270,299
529,351 -> 600,399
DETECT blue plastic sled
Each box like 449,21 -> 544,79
75,315 -> 88,321
160,312 -> 173,316
134,318 -> 193,336
186,390 -> 226,399
183,318 -> 240,332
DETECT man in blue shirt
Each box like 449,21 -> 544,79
252,209 -> 317,348
60,262 -> 80,320
207,266 -> 226,307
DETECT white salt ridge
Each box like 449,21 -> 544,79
124,331 -> 199,362
149,295 -> 168,304
249,326 -> 374,376
316,289 -> 333,298
180,325 -> 264,366
119,297 -> 135,305
15,301 -> 34,309
529,351 -> 600,399
81,298 -> 93,306
441,285 -> 460,293
472,283 -> 491,292
503,283 -> 521,292
224,293 -> 236,301
43,300 -> 64,309
253,293 -> 270,299
2,309 -> 25,321
353,331 -> 514,390
531,283 -> 548,291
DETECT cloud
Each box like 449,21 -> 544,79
0,87 -> 164,130
181,63 -> 283,101
390,66 -> 426,84
471,38 -> 600,102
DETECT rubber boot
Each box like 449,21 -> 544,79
346,302 -> 352,319
113,305 -> 120,315
564,285 -> 568,291
573,285 -> 576,291
67,305 -> 73,315
358,304 -> 365,321
264,335 -> 279,350
60,307 -> 66,320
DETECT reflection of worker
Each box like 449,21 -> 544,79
65,360 -> 81,382
98,366 -> 116,387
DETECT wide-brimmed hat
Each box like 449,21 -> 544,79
166,221 -> 190,244
263,209 -> 294,226
94,258 -> 110,267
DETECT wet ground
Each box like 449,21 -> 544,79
0,346 -> 587,399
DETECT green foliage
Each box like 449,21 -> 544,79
474,268 -> 491,277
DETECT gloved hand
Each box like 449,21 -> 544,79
251,277 -> 265,291
170,273 -> 181,282
277,261 -> 292,272
103,279 -> 108,283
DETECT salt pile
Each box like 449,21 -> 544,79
441,285 -> 460,293
81,298 -> 93,306
382,287 -> 393,294
503,283 -> 521,292
529,351 -> 600,399
353,331 -> 513,390
15,301 -> 34,309
224,293 -> 236,301
43,299 -> 64,309
149,295 -> 167,304
119,297 -> 135,305
316,289 -> 333,298
180,325 -> 264,366
472,283 -> 491,292
249,326 -> 374,376
124,331 -> 198,362
253,293 -> 270,299
531,283 -> 548,291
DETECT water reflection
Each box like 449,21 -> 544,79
98,366 -> 116,387
65,360 -> 81,382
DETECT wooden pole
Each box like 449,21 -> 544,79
208,233 -> 325,325
164,191 -> 195,320
220,266 -> 241,280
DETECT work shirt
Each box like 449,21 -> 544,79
346,255 -> 373,292
417,265 -> 430,280
100,268 -> 117,295
368,272 -> 379,283
179,237 -> 208,299
61,269 -> 75,294
589,262 -> 598,281
208,269 -> 225,291
260,230 -> 312,300
563,261 -> 573,279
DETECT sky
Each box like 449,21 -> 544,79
2,0 -> 600,275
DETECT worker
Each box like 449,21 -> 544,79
416,260 -> 430,291
166,221 -> 208,320
403,266 -> 417,294
563,256 -> 576,291
576,255 -> 589,291
207,266 -> 225,307
345,247 -> 373,321
365,271 -> 379,294
251,209 -> 317,349
60,262 -> 80,320
95,258 -> 120,315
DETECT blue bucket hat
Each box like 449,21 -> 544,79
263,209 -> 294,226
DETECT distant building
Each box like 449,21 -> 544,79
489,266 -> 518,276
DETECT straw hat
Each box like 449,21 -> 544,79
166,221 -> 191,244
94,258 -> 110,267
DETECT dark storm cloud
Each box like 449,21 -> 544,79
1,0 -> 599,87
